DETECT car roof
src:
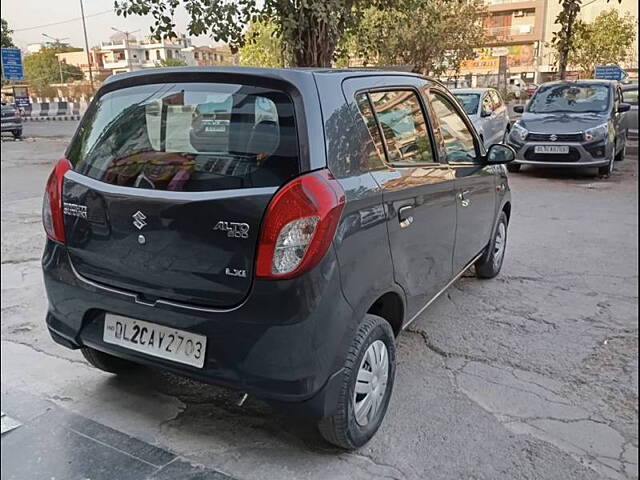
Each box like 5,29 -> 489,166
450,88 -> 492,94
102,66 -> 431,86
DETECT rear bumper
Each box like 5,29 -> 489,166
43,240 -> 355,417
1,120 -> 22,131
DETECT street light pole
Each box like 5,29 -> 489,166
111,27 -> 140,72
42,33 -> 70,84
79,0 -> 94,91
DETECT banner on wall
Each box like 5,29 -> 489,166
461,44 -> 535,72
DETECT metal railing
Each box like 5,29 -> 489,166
485,25 -> 535,38
485,0 -> 536,5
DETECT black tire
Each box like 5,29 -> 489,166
81,347 -> 138,374
506,163 -> 521,172
12,129 -> 22,139
476,211 -> 508,279
598,150 -> 615,177
317,314 -> 396,450
615,142 -> 625,162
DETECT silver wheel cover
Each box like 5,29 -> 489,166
493,222 -> 506,270
354,340 -> 389,427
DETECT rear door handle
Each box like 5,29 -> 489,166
398,205 -> 414,228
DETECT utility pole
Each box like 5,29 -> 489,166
79,0 -> 94,91
111,27 -> 140,71
42,33 -> 69,84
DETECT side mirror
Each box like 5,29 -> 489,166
481,107 -> 492,117
618,102 -> 631,113
513,105 -> 524,114
485,143 -> 516,164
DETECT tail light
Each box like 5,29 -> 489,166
43,158 -> 72,242
255,169 -> 345,279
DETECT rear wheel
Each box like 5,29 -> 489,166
318,314 -> 396,450
12,129 -> 21,139
615,142 -> 626,162
506,163 -> 521,172
476,212 -> 508,279
81,347 -> 138,374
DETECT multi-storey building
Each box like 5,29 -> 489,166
55,50 -> 111,80
181,45 -> 237,66
97,34 -> 193,74
459,0 -> 638,86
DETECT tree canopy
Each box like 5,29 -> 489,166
157,57 -> 187,67
571,10 -> 636,77
348,0 -> 485,75
115,0 -> 388,67
1,18 -> 14,48
550,0 -> 623,79
24,47 -> 84,91
239,20 -> 284,67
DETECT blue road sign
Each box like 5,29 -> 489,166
1,48 -> 24,81
594,65 -> 627,81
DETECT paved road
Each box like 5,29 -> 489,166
1,121 -> 638,480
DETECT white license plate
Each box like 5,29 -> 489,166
103,314 -> 206,368
534,145 -> 569,154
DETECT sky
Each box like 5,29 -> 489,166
3,0 -> 218,50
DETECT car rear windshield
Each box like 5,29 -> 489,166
527,83 -> 611,114
67,82 -> 300,191
453,94 -> 480,115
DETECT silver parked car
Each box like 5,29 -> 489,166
508,80 -> 630,177
622,84 -> 638,140
452,88 -> 510,149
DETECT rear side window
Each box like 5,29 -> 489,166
368,90 -> 436,165
428,92 -> 477,163
67,82 -> 299,191
354,93 -> 386,171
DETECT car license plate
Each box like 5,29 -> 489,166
534,145 -> 569,154
103,314 -> 206,368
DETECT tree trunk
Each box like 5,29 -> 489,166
292,23 -> 335,67
557,0 -> 581,80
558,49 -> 568,80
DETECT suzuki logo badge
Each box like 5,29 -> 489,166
132,211 -> 147,230
549,134 -> 558,142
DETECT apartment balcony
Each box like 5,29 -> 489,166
485,0 -> 541,13
102,57 -> 143,70
100,40 -> 141,50
484,24 -> 537,44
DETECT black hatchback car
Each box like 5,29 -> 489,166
508,80 -> 630,176
42,67 -> 514,449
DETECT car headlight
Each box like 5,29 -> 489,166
584,123 -> 609,142
511,122 -> 528,141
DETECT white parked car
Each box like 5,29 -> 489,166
452,88 -> 511,148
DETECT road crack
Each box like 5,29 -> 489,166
2,339 -> 87,366
1,257 -> 41,265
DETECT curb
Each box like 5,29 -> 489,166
23,115 -> 81,122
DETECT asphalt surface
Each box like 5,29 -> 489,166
1,121 -> 638,480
